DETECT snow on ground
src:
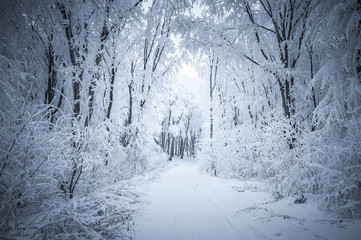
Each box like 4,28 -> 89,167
134,158 -> 361,240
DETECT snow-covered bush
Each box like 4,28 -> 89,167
0,54 -> 141,238
124,123 -> 167,176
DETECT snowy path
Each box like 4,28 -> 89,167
134,158 -> 361,240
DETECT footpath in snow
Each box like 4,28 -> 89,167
134,158 -> 361,240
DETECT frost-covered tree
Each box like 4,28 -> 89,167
193,0 -> 361,217
0,0 -> 162,237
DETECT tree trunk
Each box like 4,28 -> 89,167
170,135 -> 175,159
85,19 -> 109,128
56,2 -> 85,198
181,136 -> 186,159
209,54 -> 219,139
44,33 -> 64,127
127,62 -> 135,126
106,62 -> 115,120
57,3 -> 82,119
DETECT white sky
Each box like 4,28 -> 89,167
176,62 -> 209,118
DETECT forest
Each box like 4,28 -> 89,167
0,0 -> 360,239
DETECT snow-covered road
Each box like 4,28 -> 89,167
134,158 -> 361,240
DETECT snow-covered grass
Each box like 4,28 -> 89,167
134,157 -> 361,240
2,177 -> 142,240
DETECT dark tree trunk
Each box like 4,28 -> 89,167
106,63 -> 115,120
170,135 -> 175,159
180,136 -> 186,159
57,2 -> 82,119
127,61 -> 136,126
56,2 -> 85,198
85,19 -> 109,128
44,33 -> 64,127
